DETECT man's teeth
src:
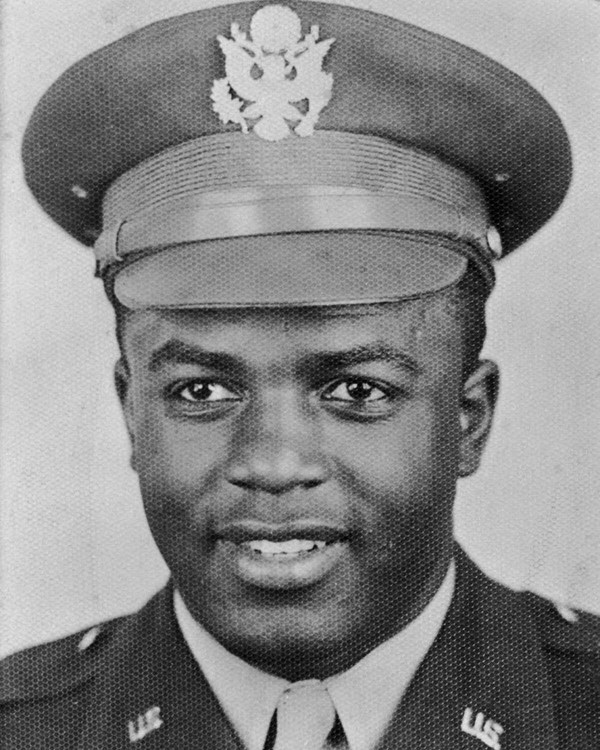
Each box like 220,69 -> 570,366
247,539 -> 327,556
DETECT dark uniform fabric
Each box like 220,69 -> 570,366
2,548 -> 599,749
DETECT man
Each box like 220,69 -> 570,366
1,1 -> 598,748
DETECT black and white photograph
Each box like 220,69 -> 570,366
1,0 -> 599,747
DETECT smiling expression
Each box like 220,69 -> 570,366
116,297 -> 495,679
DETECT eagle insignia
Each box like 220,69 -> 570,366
211,5 -> 335,141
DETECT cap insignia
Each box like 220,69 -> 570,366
211,4 -> 335,141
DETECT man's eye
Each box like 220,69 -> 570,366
175,381 -> 241,403
322,380 -> 388,403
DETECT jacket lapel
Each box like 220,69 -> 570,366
378,548 -> 558,750
77,583 -> 245,749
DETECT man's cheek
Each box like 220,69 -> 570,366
338,429 -> 434,502
129,391 -> 165,456
133,400 -> 196,473
140,469 -> 212,560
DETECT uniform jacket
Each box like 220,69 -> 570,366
1,548 -> 599,749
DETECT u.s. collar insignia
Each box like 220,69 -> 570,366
211,4 -> 335,141
461,707 -> 504,749
128,706 -> 163,743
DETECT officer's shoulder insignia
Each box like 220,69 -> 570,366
0,617 -> 121,704
519,590 -> 600,654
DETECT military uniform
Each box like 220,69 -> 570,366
1,549 -> 599,748
4,1 -> 598,748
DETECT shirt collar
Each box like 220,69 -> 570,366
174,561 -> 455,750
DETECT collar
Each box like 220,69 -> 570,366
174,561 -> 455,750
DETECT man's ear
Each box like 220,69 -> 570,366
458,359 -> 499,477
114,358 -> 137,472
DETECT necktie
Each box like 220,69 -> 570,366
273,680 -> 337,750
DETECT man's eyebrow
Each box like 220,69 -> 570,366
147,340 -> 243,373
147,339 -> 421,374
303,342 -> 422,374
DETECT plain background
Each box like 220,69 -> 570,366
1,0 -> 599,657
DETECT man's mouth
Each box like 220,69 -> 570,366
214,522 -> 349,590
246,539 -> 327,556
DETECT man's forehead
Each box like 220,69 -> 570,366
124,297 -> 461,362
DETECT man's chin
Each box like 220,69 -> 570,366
184,567 -> 395,680
208,612 -> 366,681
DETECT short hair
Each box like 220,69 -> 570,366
441,261 -> 489,380
108,258 -> 488,381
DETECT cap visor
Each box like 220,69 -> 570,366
113,231 -> 469,309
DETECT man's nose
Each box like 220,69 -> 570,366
226,390 -> 330,494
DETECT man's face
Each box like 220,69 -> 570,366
117,298 -> 494,679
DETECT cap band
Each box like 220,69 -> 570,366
95,131 -> 495,280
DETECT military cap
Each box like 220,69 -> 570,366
22,0 -> 571,308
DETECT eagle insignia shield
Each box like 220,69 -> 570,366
211,5 -> 335,141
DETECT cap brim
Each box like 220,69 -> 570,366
113,232 -> 469,309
